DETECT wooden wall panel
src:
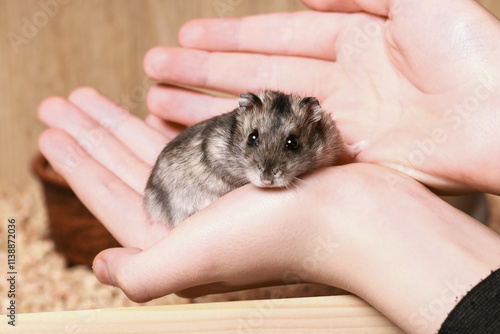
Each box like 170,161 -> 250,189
0,0 -> 498,184
478,0 -> 500,16
0,0 -> 306,184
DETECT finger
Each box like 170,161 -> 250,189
93,185 -> 309,302
143,46 -> 337,98
38,129 -> 168,248
302,0 -> 391,16
38,96 -> 152,194
67,87 -> 167,166
147,85 -> 237,126
144,114 -> 185,139
178,11 -> 354,61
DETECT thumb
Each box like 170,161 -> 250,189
93,247 -> 140,287
91,223 -> 225,303
92,247 -> 155,302
91,184 -> 313,303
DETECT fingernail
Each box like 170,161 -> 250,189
93,259 -> 114,286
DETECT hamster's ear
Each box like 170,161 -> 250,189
299,97 -> 322,123
239,93 -> 262,112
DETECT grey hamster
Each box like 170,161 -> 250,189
144,90 -> 359,227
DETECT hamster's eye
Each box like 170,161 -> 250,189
247,130 -> 259,147
285,135 -> 299,151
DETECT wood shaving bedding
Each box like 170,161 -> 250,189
0,181 -> 344,314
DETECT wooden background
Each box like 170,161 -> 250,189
0,0 -> 307,185
0,0 -> 498,185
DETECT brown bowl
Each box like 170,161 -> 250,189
31,152 -> 120,267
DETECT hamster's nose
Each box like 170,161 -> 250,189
260,174 -> 274,186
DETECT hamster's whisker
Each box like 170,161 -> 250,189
292,176 -> 309,188
286,177 -> 306,199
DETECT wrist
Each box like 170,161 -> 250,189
315,165 -> 500,333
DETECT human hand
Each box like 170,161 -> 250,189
38,89 -> 500,334
37,87 -> 348,299
37,88 -> 357,298
144,0 -> 500,195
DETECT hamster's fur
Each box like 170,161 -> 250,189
144,90 -> 351,227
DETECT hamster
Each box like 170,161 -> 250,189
144,90 -> 361,227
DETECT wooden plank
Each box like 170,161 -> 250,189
477,0 -> 500,17
3,295 -> 403,334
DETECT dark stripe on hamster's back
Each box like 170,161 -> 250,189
165,119 -> 207,154
200,111 -> 236,168
312,117 -> 327,141
270,92 -> 292,115
146,178 -> 172,219
200,117 -> 215,168
226,110 -> 238,147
